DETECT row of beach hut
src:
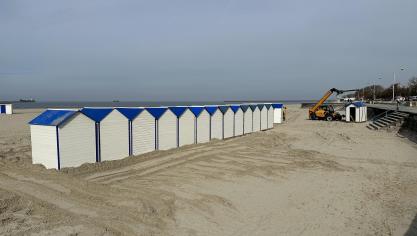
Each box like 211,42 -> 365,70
29,103 -> 284,169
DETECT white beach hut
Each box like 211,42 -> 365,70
146,107 -> 177,150
170,106 -> 195,147
205,106 -> 223,140
0,104 -> 13,114
29,109 -> 96,170
241,104 -> 253,134
116,108 -> 156,156
82,108 -> 129,162
265,103 -> 274,129
230,105 -> 244,136
259,104 -> 268,130
250,105 -> 261,132
345,102 -> 367,122
189,106 -> 210,144
272,103 -> 284,124
219,105 -> 234,139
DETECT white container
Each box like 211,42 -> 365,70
251,105 -> 261,132
345,102 -> 367,122
219,105 -> 234,139
189,106 -> 210,144
170,106 -> 195,147
147,107 -> 177,150
265,103 -> 274,129
272,103 -> 283,124
259,104 -> 268,130
29,109 -> 96,170
116,108 -> 156,156
82,108 -> 129,162
241,105 -> 253,134
230,105 -> 244,136
0,104 -> 13,114
205,106 -> 223,140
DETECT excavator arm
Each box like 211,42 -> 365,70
309,88 -> 338,114
309,88 -> 358,117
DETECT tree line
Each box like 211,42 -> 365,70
353,76 -> 417,100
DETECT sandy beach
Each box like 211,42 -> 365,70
1,105 -> 417,235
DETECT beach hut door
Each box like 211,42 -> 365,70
0,105 -> 5,113
350,107 -> 356,122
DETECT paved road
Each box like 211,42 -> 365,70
367,104 -> 417,115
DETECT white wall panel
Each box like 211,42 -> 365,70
132,110 -> 155,155
223,110 -> 234,139
345,106 -> 351,122
243,109 -> 253,134
30,125 -> 58,169
234,109 -> 244,136
59,113 -> 96,168
261,108 -> 268,130
179,109 -> 195,146
253,108 -> 261,132
210,110 -> 223,140
5,104 -> 12,114
100,110 -> 129,161
196,110 -> 210,143
273,108 -> 282,124
363,107 -> 368,121
267,107 -> 274,128
158,110 -> 177,150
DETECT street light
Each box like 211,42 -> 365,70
393,68 -> 405,101
373,77 -> 382,101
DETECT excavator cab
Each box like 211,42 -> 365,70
310,105 -> 341,121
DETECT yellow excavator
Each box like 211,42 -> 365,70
309,88 -> 358,121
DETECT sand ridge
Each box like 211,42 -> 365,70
1,105 -> 417,235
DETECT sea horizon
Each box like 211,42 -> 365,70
5,100 -> 316,109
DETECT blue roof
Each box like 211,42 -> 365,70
265,104 -> 272,109
257,104 -> 265,110
351,101 -> 366,107
29,109 -> 78,126
169,106 -> 188,118
189,106 -> 205,117
230,105 -> 241,113
249,105 -> 257,111
205,106 -> 218,115
272,103 -> 283,108
81,108 -> 114,122
116,108 -> 144,120
240,105 -> 250,112
146,107 -> 167,120
218,105 -> 229,114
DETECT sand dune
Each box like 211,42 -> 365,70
1,105 -> 417,235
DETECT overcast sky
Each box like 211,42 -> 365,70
1,0 -> 417,101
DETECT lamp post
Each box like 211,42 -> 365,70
393,68 -> 405,101
392,72 -> 396,101
373,77 -> 382,101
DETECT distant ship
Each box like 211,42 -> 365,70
19,98 -> 36,102
112,100 -> 120,103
